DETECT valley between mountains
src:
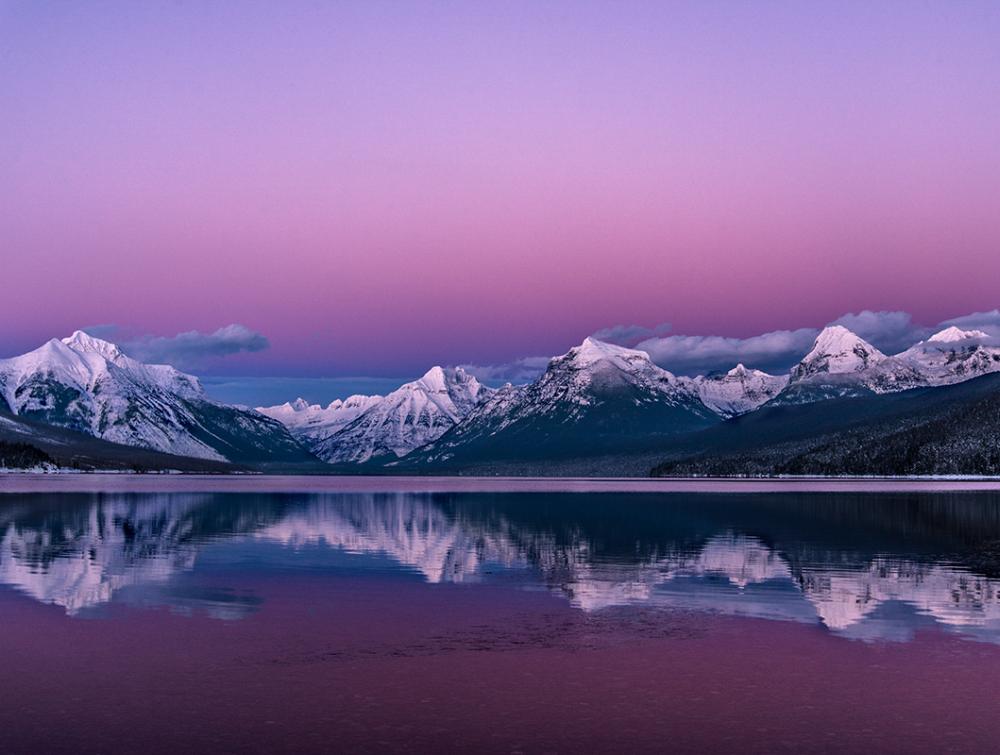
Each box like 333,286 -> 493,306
2,326 -> 1000,476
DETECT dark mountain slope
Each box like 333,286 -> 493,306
394,339 -> 720,472
652,373 -> 1000,476
0,410 -> 241,472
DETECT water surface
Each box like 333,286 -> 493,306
2,477 -> 1000,753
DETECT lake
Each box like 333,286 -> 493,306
2,476 -> 1000,753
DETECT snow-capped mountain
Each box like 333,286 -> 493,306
791,325 -> 889,379
898,327 -> 1000,386
257,394 -> 383,445
261,366 -> 493,463
695,364 -> 788,418
0,331 -> 310,464
771,325 -> 925,404
402,338 -> 720,467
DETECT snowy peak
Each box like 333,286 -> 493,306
414,365 -> 484,401
565,337 -> 656,370
257,393 -> 383,444
792,326 -> 887,379
263,366 -> 494,464
0,333 -> 305,464
926,326 -> 990,343
696,366 -> 788,418
547,337 -> 690,398
61,330 -> 126,363
898,326 -> 1000,387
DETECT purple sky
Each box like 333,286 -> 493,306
3,1 -> 999,397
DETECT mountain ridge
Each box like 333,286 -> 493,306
5,322 -> 1000,475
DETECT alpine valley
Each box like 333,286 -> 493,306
2,325 -> 1000,476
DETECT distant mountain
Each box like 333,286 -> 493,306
769,325 -> 925,405
694,364 -> 788,418
257,394 -> 383,446
396,338 -> 720,469
255,326 -> 1000,476
8,319 -> 999,475
260,366 -> 492,463
897,327 -> 1000,386
0,331 -> 314,465
652,372 -> 1000,477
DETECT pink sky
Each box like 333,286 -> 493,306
2,2 -> 999,377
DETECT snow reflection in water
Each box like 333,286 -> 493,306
1,490 -> 1000,642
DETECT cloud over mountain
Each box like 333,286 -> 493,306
940,309 -> 1000,337
590,322 -> 672,348
828,311 -> 931,354
635,328 -> 819,376
80,324 -> 270,369
459,356 -> 551,385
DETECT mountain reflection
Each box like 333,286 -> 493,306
2,491 -> 1000,643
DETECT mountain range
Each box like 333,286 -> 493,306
2,324 -> 1000,475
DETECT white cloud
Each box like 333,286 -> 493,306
636,328 -> 819,376
590,322 -> 672,347
459,356 -> 551,385
830,310 -> 931,354
83,324 -> 271,368
939,309 -> 1000,337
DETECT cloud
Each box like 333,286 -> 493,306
628,309 -> 997,376
590,322 -> 672,347
636,328 -> 819,376
199,376 -> 410,408
459,356 -> 551,385
97,324 -> 270,368
829,310 -> 931,354
939,309 -> 1000,337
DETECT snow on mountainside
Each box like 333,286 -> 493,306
547,338 -> 703,403
771,324 -> 1000,407
400,338 -> 720,467
772,325 -> 925,404
695,364 -> 788,418
0,332 -> 309,463
898,327 -> 1000,386
927,326 -> 991,343
791,325 -> 889,378
257,394 -> 383,444
262,366 -> 493,464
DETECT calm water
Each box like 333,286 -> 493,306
2,477 -> 1000,753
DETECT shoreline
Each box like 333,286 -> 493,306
3,472 -> 1000,494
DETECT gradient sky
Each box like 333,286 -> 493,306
3,1 -> 999,384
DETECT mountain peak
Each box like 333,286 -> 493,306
927,326 -> 990,343
793,326 -> 886,379
419,365 -> 448,389
417,365 -> 480,394
727,363 -> 749,377
61,330 -> 125,362
569,337 -> 652,368
811,324 -> 874,353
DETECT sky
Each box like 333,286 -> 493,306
2,1 -> 999,403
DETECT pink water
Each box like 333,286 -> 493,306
1,482 -> 999,753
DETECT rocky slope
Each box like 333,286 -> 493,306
396,338 -> 721,469
260,366 -> 493,463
